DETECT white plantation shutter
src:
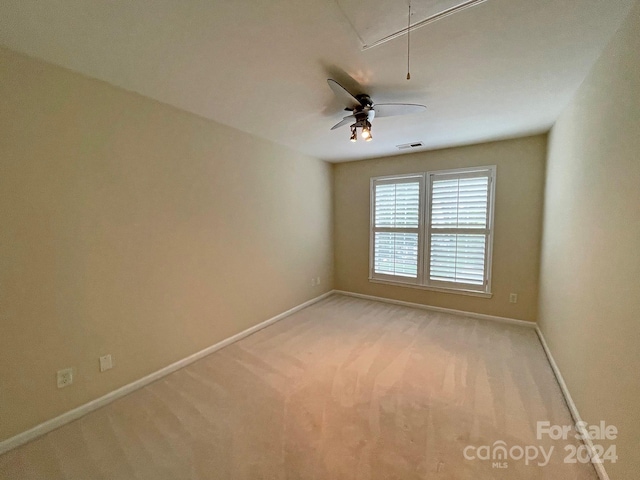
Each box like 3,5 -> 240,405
374,232 -> 418,277
429,233 -> 486,284
371,178 -> 421,281
370,167 -> 494,294
427,169 -> 493,289
430,176 -> 489,229
374,183 -> 420,228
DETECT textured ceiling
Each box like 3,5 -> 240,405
0,0 -> 635,162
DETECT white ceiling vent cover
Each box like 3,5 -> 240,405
396,142 -> 425,150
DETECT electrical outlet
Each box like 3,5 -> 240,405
99,354 -> 113,372
509,293 -> 518,304
57,368 -> 73,388
316,276 -> 321,285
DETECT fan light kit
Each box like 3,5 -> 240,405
347,123 -> 372,142
327,79 -> 426,143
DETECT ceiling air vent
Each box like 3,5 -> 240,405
396,142 -> 424,150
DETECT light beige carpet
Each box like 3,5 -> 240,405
0,294 -> 597,479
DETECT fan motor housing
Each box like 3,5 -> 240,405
355,94 -> 373,108
353,111 -> 372,128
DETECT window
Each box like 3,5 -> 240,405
371,176 -> 423,282
370,166 -> 496,296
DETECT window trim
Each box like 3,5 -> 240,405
369,166 -> 496,296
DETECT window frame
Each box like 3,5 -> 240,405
369,166 -> 496,297
369,174 -> 425,286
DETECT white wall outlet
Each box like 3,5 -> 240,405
99,354 -> 113,372
316,276 -> 321,285
509,293 -> 518,303
57,368 -> 74,388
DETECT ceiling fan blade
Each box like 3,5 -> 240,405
330,115 -> 356,130
374,103 -> 427,118
327,79 -> 362,110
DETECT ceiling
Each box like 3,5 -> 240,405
0,0 -> 635,162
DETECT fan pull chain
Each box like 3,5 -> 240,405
406,1 -> 411,80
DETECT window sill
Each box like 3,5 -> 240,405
368,278 -> 493,298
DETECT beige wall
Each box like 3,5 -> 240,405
538,3 -> 640,479
0,48 -> 333,441
333,135 -> 547,322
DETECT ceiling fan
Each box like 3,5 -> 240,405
327,79 -> 426,142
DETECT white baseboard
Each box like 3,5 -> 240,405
0,290 -> 335,456
535,327 -> 610,480
334,290 -> 535,328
